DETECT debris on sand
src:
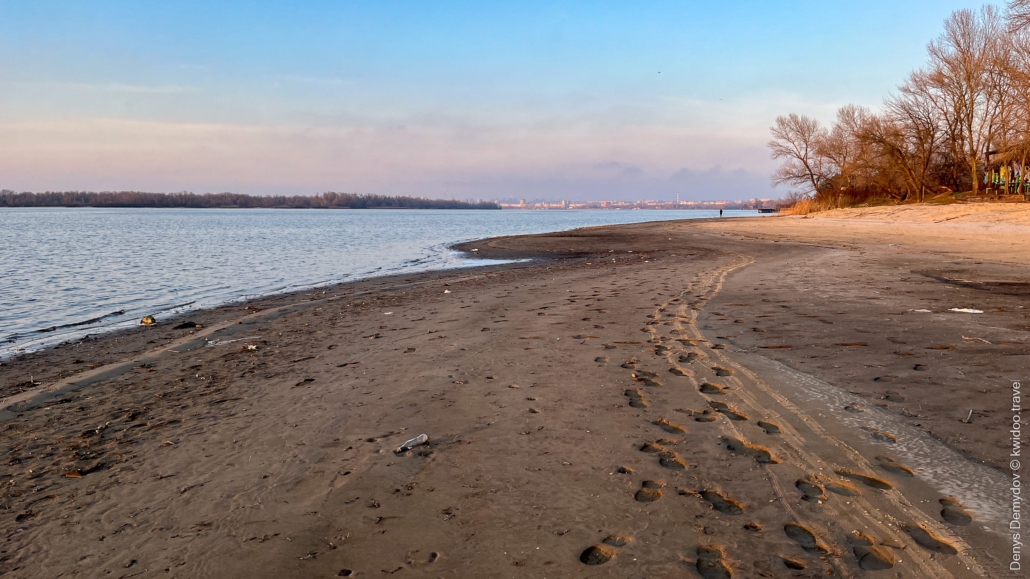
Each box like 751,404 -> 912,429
394,434 -> 429,454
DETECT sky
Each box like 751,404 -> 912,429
0,1 -> 987,201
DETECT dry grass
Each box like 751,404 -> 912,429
780,196 -> 869,215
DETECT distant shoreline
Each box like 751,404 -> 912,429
0,190 -> 501,210
0,205 -> 756,210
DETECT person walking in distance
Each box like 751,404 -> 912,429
719,209 -> 723,217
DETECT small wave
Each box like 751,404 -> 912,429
34,310 -> 126,333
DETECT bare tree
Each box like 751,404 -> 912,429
865,89 -> 942,201
926,6 -> 1008,195
768,113 -> 827,196
997,26 -> 1030,175
819,104 -> 874,194
770,3 -> 1030,208
1010,0 -> 1030,31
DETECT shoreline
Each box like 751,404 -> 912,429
0,258 -> 551,403
1,207 -> 1026,577
0,209 -> 763,359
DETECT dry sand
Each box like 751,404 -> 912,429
1,204 -> 1026,577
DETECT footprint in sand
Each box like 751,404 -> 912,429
579,534 -> 634,565
405,550 -> 441,567
693,410 -> 719,422
757,420 -> 781,434
602,534 -> 632,547
844,404 -> 865,413
797,474 -> 862,498
884,391 -> 905,402
632,375 -> 663,387
658,451 -> 688,470
699,382 -> 724,394
825,479 -> 862,496
712,366 -> 734,377
835,468 -> 893,490
781,556 -> 805,569
902,522 -> 959,554
795,476 -> 828,502
700,489 -> 744,514
708,401 -> 748,421
640,441 -> 668,453
635,480 -> 665,502
625,388 -> 648,408
652,418 -> 686,434
579,544 -> 616,565
847,532 -> 895,570
940,496 -> 973,526
723,436 -> 779,463
669,367 -> 690,376
594,356 -> 608,364
783,522 -> 831,554
863,427 -> 897,444
679,352 -> 703,363
621,357 -> 638,369
875,455 -> 914,477
616,466 -> 634,474
695,545 -> 733,579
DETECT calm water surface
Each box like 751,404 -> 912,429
1,208 -> 762,356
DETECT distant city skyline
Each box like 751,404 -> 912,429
0,1 -> 984,201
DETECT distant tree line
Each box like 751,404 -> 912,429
770,3 -> 1030,209
0,190 -> 501,210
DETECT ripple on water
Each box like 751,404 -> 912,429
1,207 -> 763,356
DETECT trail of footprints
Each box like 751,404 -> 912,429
575,258 -> 973,576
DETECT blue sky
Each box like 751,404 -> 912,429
0,1 -> 986,200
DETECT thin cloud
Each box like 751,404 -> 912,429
32,82 -> 201,94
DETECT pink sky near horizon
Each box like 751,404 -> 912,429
0,110 -> 785,200
0,1 -> 982,201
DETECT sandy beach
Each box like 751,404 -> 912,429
2,204 -> 1027,578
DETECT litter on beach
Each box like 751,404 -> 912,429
948,308 -> 984,314
912,309 -> 932,313
394,434 -> 429,453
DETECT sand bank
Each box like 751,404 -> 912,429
1,205 -> 1025,577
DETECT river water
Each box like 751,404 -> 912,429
0,207 -> 762,356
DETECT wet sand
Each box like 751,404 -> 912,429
1,205 -> 1026,577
